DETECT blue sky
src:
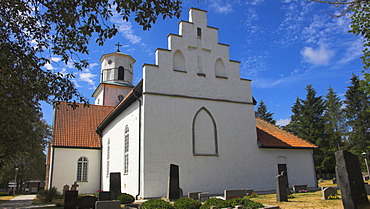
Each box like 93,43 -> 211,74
41,0 -> 364,126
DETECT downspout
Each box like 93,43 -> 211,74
133,91 -> 142,200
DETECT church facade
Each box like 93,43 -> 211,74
46,8 -> 317,198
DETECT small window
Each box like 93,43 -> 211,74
118,95 -> 124,102
77,157 -> 88,181
197,27 -> 202,37
108,60 -> 112,65
118,66 -> 124,80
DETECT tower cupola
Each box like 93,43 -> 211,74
100,52 -> 135,85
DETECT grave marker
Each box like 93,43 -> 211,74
224,189 -> 254,200
63,184 -> 69,195
188,192 -> 201,200
167,164 -> 180,201
110,172 -> 121,200
78,196 -> 97,209
64,190 -> 78,209
98,191 -> 112,201
198,192 -> 210,202
322,187 -> 337,200
71,182 -> 79,191
336,150 -> 369,208
276,174 -> 288,202
95,200 -> 121,209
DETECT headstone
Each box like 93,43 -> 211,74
71,182 -> 79,191
64,190 -> 78,209
292,185 -> 307,193
99,191 -> 112,201
336,150 -> 369,208
167,164 -> 180,201
224,189 -> 254,200
276,174 -> 288,202
110,172 -> 121,200
78,196 -> 97,209
188,192 -> 201,200
95,200 -> 121,209
198,192 -> 210,202
365,183 -> 370,195
63,184 -> 70,195
322,187 -> 337,200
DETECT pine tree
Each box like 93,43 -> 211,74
285,85 -> 326,173
343,75 -> 370,155
255,100 -> 276,125
322,87 -> 346,172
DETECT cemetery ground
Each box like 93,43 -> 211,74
0,180 -> 369,208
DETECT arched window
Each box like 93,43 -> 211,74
192,107 -> 218,156
118,66 -> 124,80
77,157 -> 88,181
106,139 -> 110,178
173,50 -> 186,72
215,58 -> 226,77
124,126 -> 129,174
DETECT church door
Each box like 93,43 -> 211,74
278,164 -> 289,186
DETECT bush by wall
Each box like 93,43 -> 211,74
140,199 -> 175,209
36,187 -> 61,202
116,193 -> 135,204
199,197 -> 264,209
199,198 -> 225,209
174,197 -> 201,209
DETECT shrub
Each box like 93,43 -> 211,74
36,187 -> 61,202
174,197 -> 201,209
0,192 -> 9,196
117,193 -> 135,204
199,198 -> 225,209
140,199 -> 175,209
222,197 -> 264,209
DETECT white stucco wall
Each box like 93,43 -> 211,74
101,99 -> 141,197
51,148 -> 101,194
137,8 -> 317,198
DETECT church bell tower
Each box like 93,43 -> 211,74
92,51 -> 136,107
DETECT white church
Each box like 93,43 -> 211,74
46,8 -> 318,198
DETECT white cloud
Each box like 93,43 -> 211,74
79,72 -> 97,86
110,10 -> 141,44
44,63 -> 54,70
301,46 -> 334,65
51,57 -> 61,62
210,1 -> 233,14
277,118 -> 291,126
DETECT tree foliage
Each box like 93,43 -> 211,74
285,85 -> 327,173
255,100 -> 276,125
0,0 -> 182,178
343,74 -> 370,155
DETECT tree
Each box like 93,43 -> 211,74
0,0 -> 182,171
313,0 -> 370,100
285,85 -> 328,174
255,100 -> 276,125
343,74 -> 370,155
322,87 -> 346,172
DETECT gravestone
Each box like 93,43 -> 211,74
167,164 -> 180,201
63,184 -> 70,195
71,182 -> 79,191
188,192 -> 201,200
110,172 -> 121,200
276,174 -> 288,202
64,190 -> 78,209
365,183 -> 370,195
78,196 -> 97,209
336,150 -> 369,208
198,192 -> 210,202
322,187 -> 337,200
292,185 -> 307,193
224,189 -> 254,200
95,200 -> 121,209
98,191 -> 112,201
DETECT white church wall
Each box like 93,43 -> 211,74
138,8 -> 317,198
51,148 -> 100,194
101,99 -> 141,196
103,85 -> 132,107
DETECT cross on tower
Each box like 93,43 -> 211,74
115,42 -> 122,52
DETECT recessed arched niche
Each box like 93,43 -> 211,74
173,50 -> 186,72
192,107 -> 218,156
215,58 -> 226,78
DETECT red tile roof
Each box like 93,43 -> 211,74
256,118 -> 317,149
53,102 -> 114,148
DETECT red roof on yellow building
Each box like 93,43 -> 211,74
53,102 -> 114,148
256,118 -> 317,149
